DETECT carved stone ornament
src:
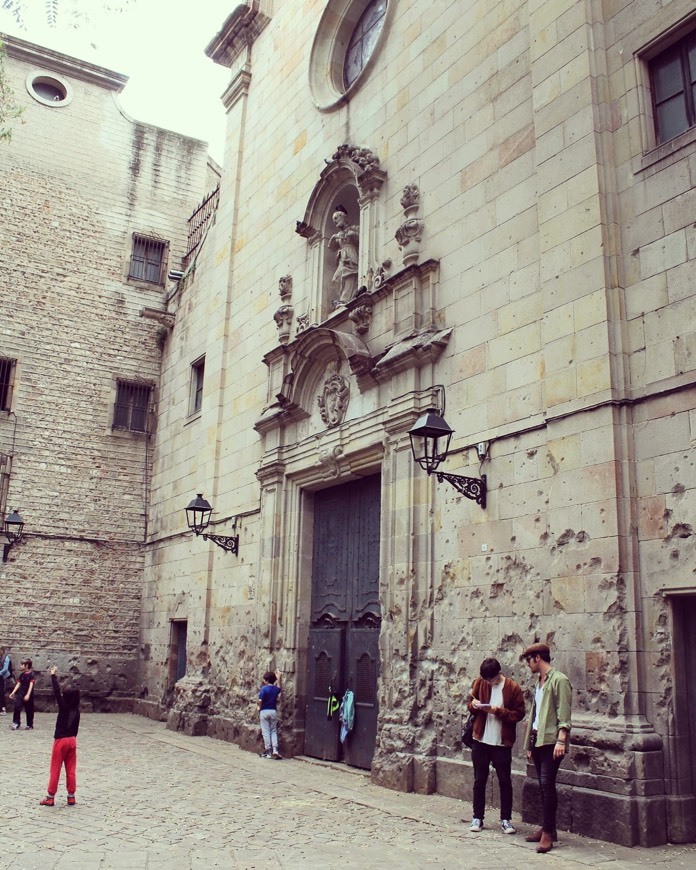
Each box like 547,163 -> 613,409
331,144 -> 380,172
278,275 -> 293,302
348,294 -> 373,335
317,363 -> 350,428
316,444 -> 344,478
395,218 -> 425,267
400,183 -> 420,215
372,259 -> 391,290
273,305 -> 293,344
296,313 -> 311,333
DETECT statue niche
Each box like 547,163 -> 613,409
329,204 -> 359,306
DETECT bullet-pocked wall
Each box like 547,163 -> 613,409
136,0 -> 696,846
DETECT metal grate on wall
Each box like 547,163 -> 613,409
128,235 -> 167,285
0,358 -> 15,412
113,380 -> 152,433
183,186 -> 220,270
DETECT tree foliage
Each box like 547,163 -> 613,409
0,41 -> 24,142
1,0 -> 132,30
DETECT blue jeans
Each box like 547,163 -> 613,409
471,741 -> 513,820
531,744 -> 563,834
259,709 -> 278,753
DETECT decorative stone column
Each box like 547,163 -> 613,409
395,184 -> 425,267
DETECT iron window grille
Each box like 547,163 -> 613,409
113,381 -> 152,433
183,186 -> 220,270
0,358 -> 16,412
650,31 -> 696,144
128,235 -> 168,285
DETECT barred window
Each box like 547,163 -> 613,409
0,358 -> 16,411
128,235 -> 168,285
113,381 -> 152,433
650,31 -> 696,144
191,356 -> 205,415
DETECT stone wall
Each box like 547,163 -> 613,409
0,34 -> 213,701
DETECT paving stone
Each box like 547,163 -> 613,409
0,713 -> 694,869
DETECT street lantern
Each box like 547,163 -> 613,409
184,494 -> 238,555
408,401 -> 487,510
185,493 -> 212,536
2,508 -> 25,562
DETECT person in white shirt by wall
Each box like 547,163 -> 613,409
467,657 -> 526,835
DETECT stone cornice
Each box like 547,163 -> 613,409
222,68 -> 252,110
1,32 -> 127,92
205,2 -> 272,68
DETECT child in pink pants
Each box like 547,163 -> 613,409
39,666 -> 80,807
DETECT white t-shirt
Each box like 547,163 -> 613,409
480,680 -> 504,746
532,682 -> 544,731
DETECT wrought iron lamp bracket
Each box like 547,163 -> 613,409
434,472 -> 487,509
200,532 -> 239,555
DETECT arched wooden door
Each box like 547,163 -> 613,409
304,474 -> 381,769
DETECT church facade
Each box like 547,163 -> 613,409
135,0 -> 696,847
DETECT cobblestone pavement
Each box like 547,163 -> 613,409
0,713 -> 694,869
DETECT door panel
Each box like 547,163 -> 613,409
305,474 -> 381,769
343,623 -> 380,768
304,626 -> 344,761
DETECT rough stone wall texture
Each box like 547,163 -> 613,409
0,35 -> 213,702
138,0 -> 696,847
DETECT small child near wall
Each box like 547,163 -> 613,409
257,670 -> 282,759
39,666 -> 81,807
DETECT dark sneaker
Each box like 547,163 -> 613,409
259,751 -> 271,758
470,818 -> 483,832
501,820 -> 516,834
39,797 -> 55,807
67,795 -> 76,806
24,726 -> 33,730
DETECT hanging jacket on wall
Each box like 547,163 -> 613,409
339,689 -> 355,743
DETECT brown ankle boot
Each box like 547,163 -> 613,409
536,831 -> 554,853
525,827 -> 558,842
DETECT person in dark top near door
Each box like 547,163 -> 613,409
9,658 -> 35,730
39,666 -> 80,806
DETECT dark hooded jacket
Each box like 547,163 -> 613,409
52,674 -> 80,739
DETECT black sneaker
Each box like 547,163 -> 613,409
259,751 -> 271,758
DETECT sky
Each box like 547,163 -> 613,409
0,0 -> 231,163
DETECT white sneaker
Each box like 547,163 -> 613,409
501,819 -> 516,834
470,818 -> 483,832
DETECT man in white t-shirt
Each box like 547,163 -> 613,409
467,657 -> 526,834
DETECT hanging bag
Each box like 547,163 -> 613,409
462,710 -> 476,749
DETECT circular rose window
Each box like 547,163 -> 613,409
26,72 -> 73,107
309,0 -> 393,112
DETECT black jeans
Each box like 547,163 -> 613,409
13,694 -> 34,728
471,741 -> 513,820
531,743 -> 563,834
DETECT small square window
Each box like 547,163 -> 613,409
0,358 -> 16,411
113,381 -> 152,432
190,357 -> 205,415
649,31 -> 696,144
128,235 -> 168,285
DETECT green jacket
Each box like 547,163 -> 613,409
523,667 -> 572,750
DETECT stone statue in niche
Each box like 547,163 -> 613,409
329,205 -> 359,306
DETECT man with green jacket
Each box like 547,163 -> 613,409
521,642 -> 572,855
